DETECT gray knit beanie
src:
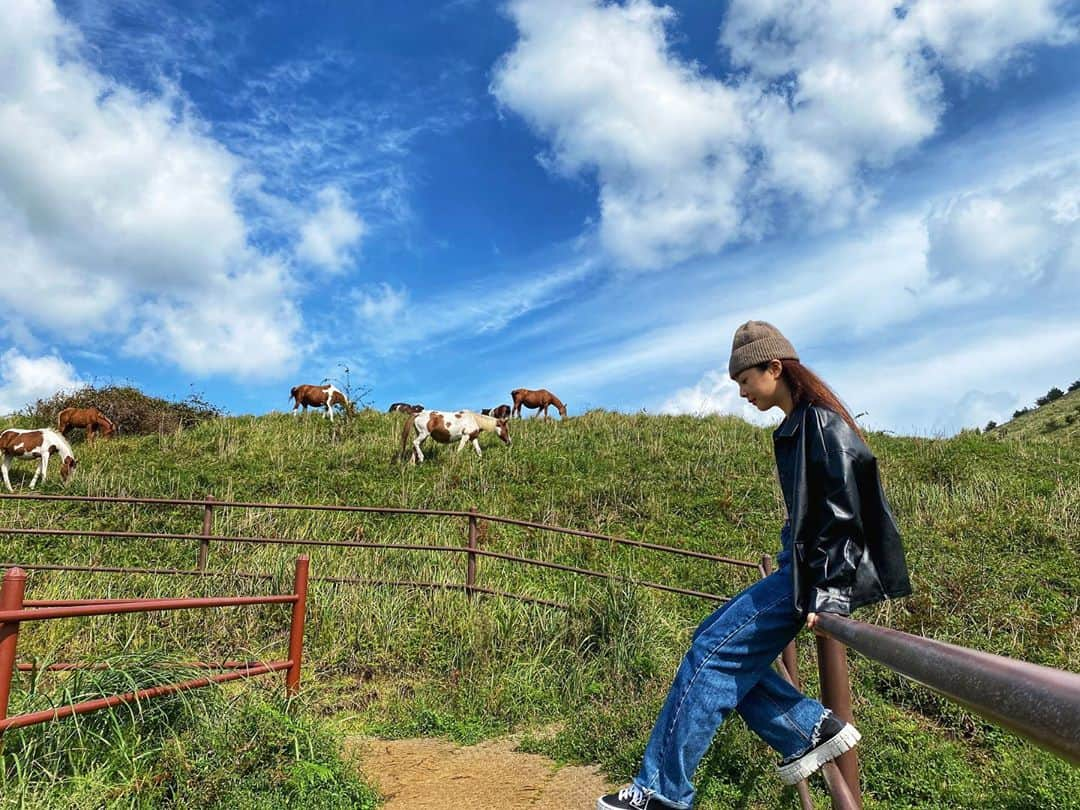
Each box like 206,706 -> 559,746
728,321 -> 799,378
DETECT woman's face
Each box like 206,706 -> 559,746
734,362 -> 783,411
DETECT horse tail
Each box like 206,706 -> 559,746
399,413 -> 418,460
57,408 -> 71,434
289,386 -> 299,403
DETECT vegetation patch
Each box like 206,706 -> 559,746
16,384 -> 223,436
0,405 -> 1076,808
0,653 -> 378,809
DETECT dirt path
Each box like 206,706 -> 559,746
346,735 -> 616,809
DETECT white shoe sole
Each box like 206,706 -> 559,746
776,723 -> 861,785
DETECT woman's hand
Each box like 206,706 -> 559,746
805,612 -> 819,629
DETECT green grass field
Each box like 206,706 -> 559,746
1,409 -> 1077,808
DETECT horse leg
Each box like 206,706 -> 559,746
471,437 -> 482,458
30,454 -> 47,489
325,403 -> 333,422
541,404 -> 550,421
88,424 -> 96,444
412,434 -> 425,465
457,435 -> 470,453
1,456 -> 12,493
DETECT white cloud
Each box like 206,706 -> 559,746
0,349 -> 83,414
492,0 -> 748,270
295,186 -> 366,271
904,0 -> 1076,75
353,283 -> 409,323
0,0 -> 302,376
492,0 -> 1074,269
122,257 -> 300,378
344,257 -> 597,357
926,163 -> 1080,291
658,370 -> 780,427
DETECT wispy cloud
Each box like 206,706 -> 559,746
295,186 -> 366,272
341,255 -> 600,358
492,0 -> 1075,270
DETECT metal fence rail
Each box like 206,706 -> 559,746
0,492 -> 754,605
0,556 -> 309,733
815,613 -> 1080,766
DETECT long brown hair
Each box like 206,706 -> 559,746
763,359 -> 865,441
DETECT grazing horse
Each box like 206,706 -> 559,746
57,406 -> 116,443
400,409 -> 510,464
1,428 -> 77,492
289,384 -> 349,421
388,402 -> 425,414
481,405 -> 512,419
510,388 -> 567,420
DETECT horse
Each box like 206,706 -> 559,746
1,428 -> 77,492
400,409 -> 511,464
510,388 -> 567,420
57,406 -> 116,443
388,402 -> 425,414
481,404 -> 512,419
289,384 -> 349,421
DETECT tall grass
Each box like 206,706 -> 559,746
0,651 -> 378,809
0,409 -> 1077,808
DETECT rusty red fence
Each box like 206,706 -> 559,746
0,555 -> 309,733
8,494 -> 1077,810
0,492 -> 759,608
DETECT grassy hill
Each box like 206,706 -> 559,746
0,410 -> 1077,809
990,386 -> 1080,442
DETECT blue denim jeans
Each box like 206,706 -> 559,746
633,526 -> 824,808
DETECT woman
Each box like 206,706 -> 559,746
598,321 -> 912,810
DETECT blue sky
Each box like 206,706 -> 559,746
1,0 -> 1077,435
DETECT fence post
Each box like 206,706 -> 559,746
762,554 -> 814,810
198,495 -> 214,571
285,555 -> 309,697
760,554 -> 802,689
0,566 -> 27,725
816,634 -> 863,809
466,508 -> 479,600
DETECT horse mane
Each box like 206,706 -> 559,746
471,412 -> 499,432
43,428 -> 75,459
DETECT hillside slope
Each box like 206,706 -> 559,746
1,410 -> 1077,809
991,386 -> 1080,441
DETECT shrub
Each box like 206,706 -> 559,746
983,420 -> 997,432
1035,387 -> 1064,407
21,385 -> 222,436
1012,407 -> 1032,419
1068,379 -> 1080,392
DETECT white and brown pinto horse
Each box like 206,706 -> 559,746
58,406 -> 116,443
510,388 -> 567,420
400,409 -> 511,464
289,384 -> 349,421
1,428 -> 77,492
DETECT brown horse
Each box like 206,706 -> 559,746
481,405 -> 511,419
388,402 -> 425,414
289,384 -> 350,421
57,407 -> 116,443
510,388 -> 567,420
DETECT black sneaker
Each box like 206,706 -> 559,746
776,709 -> 861,785
597,784 -> 673,809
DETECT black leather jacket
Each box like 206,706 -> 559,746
774,401 -> 912,616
